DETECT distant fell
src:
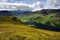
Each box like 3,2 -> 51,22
34,9 -> 60,15
0,10 -> 13,16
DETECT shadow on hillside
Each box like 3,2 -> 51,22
23,21 -> 60,32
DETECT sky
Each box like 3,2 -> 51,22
0,0 -> 60,11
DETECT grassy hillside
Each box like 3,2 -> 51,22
0,16 -> 22,24
0,16 -> 60,40
16,13 -> 60,28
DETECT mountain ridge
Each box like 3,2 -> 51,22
0,9 -> 60,16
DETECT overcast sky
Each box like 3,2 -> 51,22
0,0 -> 60,11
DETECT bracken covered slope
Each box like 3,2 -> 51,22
0,16 -> 60,40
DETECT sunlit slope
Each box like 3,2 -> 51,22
17,13 -> 60,28
0,16 -> 60,40
0,16 -> 22,24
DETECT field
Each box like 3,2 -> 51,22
0,16 -> 60,40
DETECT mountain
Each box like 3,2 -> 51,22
33,9 -> 60,15
0,9 -> 60,16
10,10 -> 32,16
0,10 -> 60,40
0,10 -> 13,16
0,10 -> 32,16
0,16 -> 60,40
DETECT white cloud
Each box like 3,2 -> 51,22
0,0 -> 7,2
0,0 -> 60,11
31,7 -> 43,12
0,0 -> 41,11
0,2 -> 34,11
36,1 -> 41,5
32,0 -> 60,11
0,0 -> 35,11
31,1 -> 42,11
45,0 -> 60,9
0,0 -> 44,11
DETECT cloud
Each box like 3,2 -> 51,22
32,0 -> 60,11
31,1 -> 42,11
0,0 -> 7,2
36,1 -> 41,5
0,0 -> 35,11
0,0 -> 41,11
0,0 -> 46,11
0,2 -> 34,11
45,0 -> 60,9
0,0 -> 60,11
